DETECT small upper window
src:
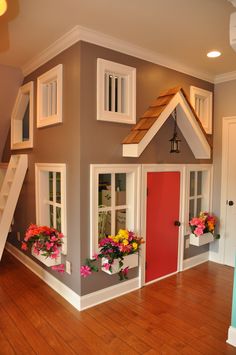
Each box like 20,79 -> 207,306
37,64 -> 63,128
97,59 -> 136,124
11,81 -> 34,150
190,86 -> 212,134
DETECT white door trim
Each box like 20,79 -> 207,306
219,116 -> 236,265
140,164 -> 186,287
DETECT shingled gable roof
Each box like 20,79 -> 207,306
122,86 -> 211,159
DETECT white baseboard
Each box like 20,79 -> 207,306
145,271 -> 178,286
80,277 -> 139,310
183,251 -> 209,270
227,326 -> 236,347
5,243 -> 140,311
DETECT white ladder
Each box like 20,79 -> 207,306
0,154 -> 28,260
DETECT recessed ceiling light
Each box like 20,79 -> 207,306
207,50 -> 222,58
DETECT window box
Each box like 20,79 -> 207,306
189,232 -> 214,246
31,248 -> 61,267
101,253 -> 139,274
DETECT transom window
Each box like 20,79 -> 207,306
35,163 -> 67,254
91,165 -> 140,256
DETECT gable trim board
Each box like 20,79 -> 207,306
122,87 -> 211,159
22,26 -> 214,82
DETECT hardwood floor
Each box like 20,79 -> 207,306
0,251 -> 235,355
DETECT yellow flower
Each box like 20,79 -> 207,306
118,229 -> 129,239
122,239 -> 129,246
132,242 -> 138,250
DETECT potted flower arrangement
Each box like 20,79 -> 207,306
21,224 -> 65,272
80,229 -> 144,281
189,212 -> 219,246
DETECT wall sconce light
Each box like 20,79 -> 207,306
169,108 -> 181,153
0,0 -> 7,16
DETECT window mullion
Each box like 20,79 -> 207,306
111,173 -> 116,235
53,172 -> 56,228
194,171 -> 198,216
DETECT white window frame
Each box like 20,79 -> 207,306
97,58 -> 136,124
35,163 -> 67,254
37,64 -> 63,128
185,164 -> 213,235
190,86 -> 212,134
90,164 -> 141,257
11,81 -> 34,150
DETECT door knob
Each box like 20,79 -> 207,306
229,200 -> 234,206
174,221 -> 181,226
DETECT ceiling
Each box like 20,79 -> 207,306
0,0 -> 236,80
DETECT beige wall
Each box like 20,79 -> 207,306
211,80 -> 236,259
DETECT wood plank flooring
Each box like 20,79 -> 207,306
0,250 -> 235,354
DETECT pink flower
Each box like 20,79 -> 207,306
21,242 -> 28,251
45,242 -> 53,250
92,253 -> 99,260
51,264 -> 65,273
194,227 -> 204,236
80,265 -> 92,277
51,248 -> 60,259
102,262 -> 111,271
123,266 -> 129,276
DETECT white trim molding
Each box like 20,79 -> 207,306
227,326 -> 236,347
182,252 -> 209,270
22,25 -> 214,83
5,242 -> 139,311
214,70 -> 236,84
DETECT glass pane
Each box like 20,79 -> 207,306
115,209 -> 126,234
98,174 -> 111,207
49,172 -> 53,201
56,207 -> 61,232
115,173 -> 126,206
189,199 -> 195,220
98,210 -> 111,241
189,172 -> 195,197
22,102 -> 30,141
197,171 -> 202,195
49,204 -> 54,228
197,198 -> 202,216
56,172 -> 61,203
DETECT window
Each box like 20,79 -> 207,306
37,64 -> 63,127
190,86 -> 212,134
90,165 -> 140,256
97,59 -> 136,124
35,163 -> 67,254
11,81 -> 34,150
186,165 -> 212,232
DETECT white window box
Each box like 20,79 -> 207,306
101,253 -> 138,274
189,232 -> 214,246
31,248 -> 61,267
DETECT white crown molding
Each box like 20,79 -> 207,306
22,25 -> 214,83
214,70 -> 236,84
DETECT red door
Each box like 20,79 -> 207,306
146,171 -> 180,283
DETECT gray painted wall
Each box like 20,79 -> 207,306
3,41 -> 214,297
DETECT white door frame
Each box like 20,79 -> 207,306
219,116 -> 236,265
140,164 -> 186,287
